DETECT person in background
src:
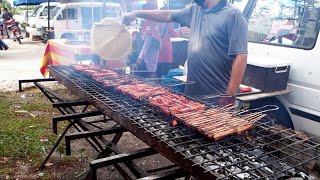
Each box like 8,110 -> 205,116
134,0 -> 161,78
1,8 -> 13,38
123,0 -> 248,105
156,4 -> 180,77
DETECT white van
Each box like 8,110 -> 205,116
40,2 -> 123,40
230,0 -> 320,138
26,2 -> 61,39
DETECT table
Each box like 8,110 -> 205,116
40,39 -> 96,77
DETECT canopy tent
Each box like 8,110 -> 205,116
13,0 -> 56,6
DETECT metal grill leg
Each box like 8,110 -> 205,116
40,122 -> 73,168
35,83 -> 105,167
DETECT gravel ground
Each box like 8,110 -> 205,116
0,37 -> 46,92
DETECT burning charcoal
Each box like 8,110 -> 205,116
228,156 -> 234,162
216,161 -> 227,167
185,150 -> 193,157
161,135 -> 169,140
207,165 -> 219,171
222,152 -> 229,157
175,146 -> 183,151
252,162 -> 262,168
193,156 -> 204,164
228,166 -> 241,173
155,131 -> 165,136
159,125 -> 166,129
206,154 -> 216,161
248,149 -> 263,157
279,162 -> 295,174
264,167 -> 273,173
236,173 -> 251,179
167,141 -> 175,146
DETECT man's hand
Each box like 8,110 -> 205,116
218,96 -> 236,106
122,12 -> 137,25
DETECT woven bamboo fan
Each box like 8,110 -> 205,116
91,18 -> 132,60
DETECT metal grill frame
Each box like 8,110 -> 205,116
49,65 -> 320,179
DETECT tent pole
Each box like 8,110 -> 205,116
48,0 -> 51,39
26,4 -> 28,22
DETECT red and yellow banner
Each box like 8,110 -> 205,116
40,39 -> 92,77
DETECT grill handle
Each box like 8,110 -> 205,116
198,94 -> 231,100
237,105 -> 279,115
166,81 -> 195,87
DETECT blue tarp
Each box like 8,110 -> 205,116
13,0 -> 56,6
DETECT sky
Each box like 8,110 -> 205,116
8,0 -> 14,6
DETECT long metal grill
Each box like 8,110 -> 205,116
49,65 -> 320,179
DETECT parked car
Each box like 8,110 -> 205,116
41,2 -> 124,41
14,10 -> 33,25
26,2 -> 61,39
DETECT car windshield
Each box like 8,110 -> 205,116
31,5 -> 43,17
50,7 -> 61,19
232,0 -> 320,49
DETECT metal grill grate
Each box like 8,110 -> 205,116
49,65 -> 320,179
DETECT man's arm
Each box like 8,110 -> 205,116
226,54 -> 247,97
122,10 -> 173,25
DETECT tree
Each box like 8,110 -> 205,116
1,0 -> 12,11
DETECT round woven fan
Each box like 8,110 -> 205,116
91,18 -> 132,60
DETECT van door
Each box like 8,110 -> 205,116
55,7 -> 80,39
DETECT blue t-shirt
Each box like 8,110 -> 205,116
171,1 -> 248,96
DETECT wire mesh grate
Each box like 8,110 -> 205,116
49,65 -> 320,179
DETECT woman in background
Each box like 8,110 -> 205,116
134,0 -> 161,78
157,4 -> 180,77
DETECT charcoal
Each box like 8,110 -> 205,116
206,154 -> 216,161
193,156 -> 204,164
236,173 -> 251,179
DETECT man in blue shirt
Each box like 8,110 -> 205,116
123,0 -> 248,102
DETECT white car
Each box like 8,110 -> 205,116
41,2 -> 124,41
26,2 -> 61,39
14,10 -> 33,26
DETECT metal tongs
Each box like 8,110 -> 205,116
198,94 -> 233,100
166,81 -> 195,87
235,105 -> 279,115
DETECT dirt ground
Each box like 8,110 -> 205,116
0,38 -> 176,180
0,37 -> 45,92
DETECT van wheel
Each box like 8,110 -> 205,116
248,97 -> 294,129
61,33 -> 76,40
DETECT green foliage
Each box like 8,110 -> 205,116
14,6 -> 36,15
1,0 -> 12,11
